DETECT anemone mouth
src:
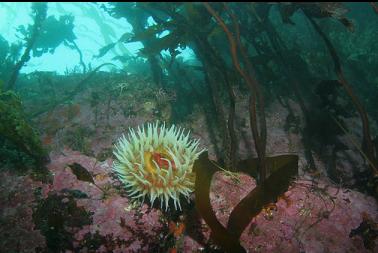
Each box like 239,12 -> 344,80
112,121 -> 205,210
144,147 -> 176,174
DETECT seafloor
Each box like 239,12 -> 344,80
1,73 -> 377,253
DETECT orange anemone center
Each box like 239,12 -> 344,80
144,148 -> 176,174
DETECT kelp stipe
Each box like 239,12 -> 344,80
194,152 -> 298,253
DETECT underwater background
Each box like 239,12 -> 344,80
0,2 -> 377,253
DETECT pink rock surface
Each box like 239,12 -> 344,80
1,148 -> 377,252
197,171 -> 378,253
0,172 -> 46,252
3,82 -> 377,252
46,149 -> 165,252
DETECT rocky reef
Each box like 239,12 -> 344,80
0,74 -> 377,252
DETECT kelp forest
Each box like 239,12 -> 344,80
0,2 -> 378,253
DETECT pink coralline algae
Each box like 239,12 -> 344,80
201,171 -> 378,253
46,149 -> 165,252
1,147 -> 377,252
0,172 -> 46,252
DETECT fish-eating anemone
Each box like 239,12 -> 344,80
113,121 -> 205,210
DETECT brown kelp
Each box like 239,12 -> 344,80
194,152 -> 298,252
204,3 -> 268,183
6,3 -> 47,91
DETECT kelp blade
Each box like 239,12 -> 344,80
68,162 -> 95,184
227,155 -> 298,238
194,153 -> 298,252
194,152 -> 246,253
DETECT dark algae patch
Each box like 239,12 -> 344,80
33,193 -> 92,252
349,213 -> 378,250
